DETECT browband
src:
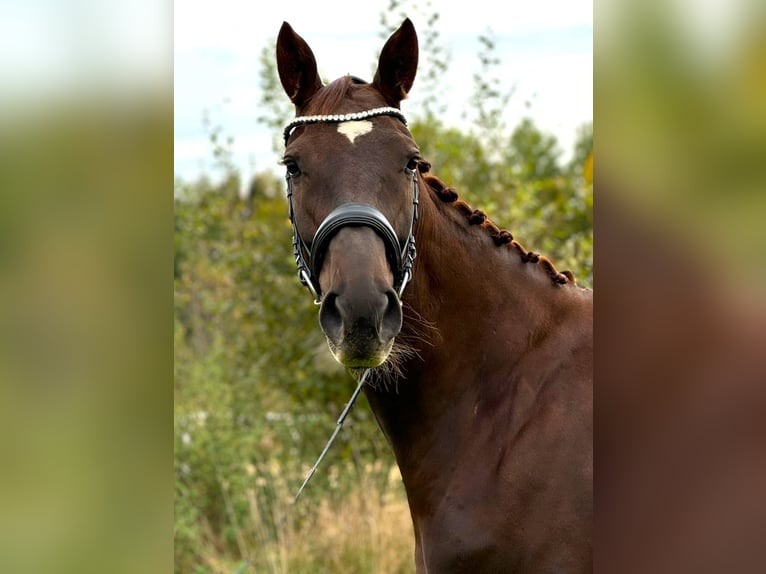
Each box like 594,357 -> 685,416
283,107 -> 407,144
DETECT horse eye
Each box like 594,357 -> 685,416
284,159 -> 301,177
405,157 -> 419,173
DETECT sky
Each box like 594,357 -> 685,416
174,0 -> 593,184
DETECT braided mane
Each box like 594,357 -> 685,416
416,160 -> 576,286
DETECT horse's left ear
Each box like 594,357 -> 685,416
373,18 -> 419,107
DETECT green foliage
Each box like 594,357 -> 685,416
504,119 -> 593,284
410,115 -> 593,286
256,42 -> 294,155
467,30 -> 514,157
568,122 -> 593,177
174,127 -> 400,572
378,0 -> 449,120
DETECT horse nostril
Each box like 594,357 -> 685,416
319,288 -> 402,345
319,292 -> 343,341
380,289 -> 403,340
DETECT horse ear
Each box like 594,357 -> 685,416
276,22 -> 324,108
373,18 -> 419,107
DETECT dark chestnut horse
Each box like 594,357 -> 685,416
277,19 -> 592,573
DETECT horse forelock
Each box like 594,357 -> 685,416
302,75 -> 377,116
419,170 -> 576,287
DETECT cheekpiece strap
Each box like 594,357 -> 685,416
283,107 -> 407,144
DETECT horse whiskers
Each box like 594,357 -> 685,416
397,329 -> 436,355
402,304 -> 441,347
366,339 -> 419,392
345,299 -> 438,394
367,307 -> 443,391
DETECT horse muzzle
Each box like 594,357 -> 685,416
317,228 -> 404,367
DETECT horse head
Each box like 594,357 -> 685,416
277,19 -> 420,368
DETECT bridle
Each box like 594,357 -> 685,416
283,107 -> 419,304
283,107 -> 420,502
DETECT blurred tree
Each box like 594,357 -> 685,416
467,29 -> 515,161
256,41 -> 294,155
568,121 -> 593,178
507,117 -> 562,181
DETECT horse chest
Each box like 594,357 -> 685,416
402,380 -> 591,573
415,498 -> 582,574
416,507 -> 589,574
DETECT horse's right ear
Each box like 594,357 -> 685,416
276,22 -> 323,109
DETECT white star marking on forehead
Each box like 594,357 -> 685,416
337,120 -> 373,144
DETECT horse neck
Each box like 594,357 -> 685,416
401,178 -> 562,375
364,175 -> 579,492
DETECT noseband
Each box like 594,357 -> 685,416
284,108 -> 419,303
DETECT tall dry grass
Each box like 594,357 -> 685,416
184,460 -> 415,574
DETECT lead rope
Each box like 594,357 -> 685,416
293,368 -> 370,502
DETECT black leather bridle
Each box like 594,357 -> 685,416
283,107 -> 419,304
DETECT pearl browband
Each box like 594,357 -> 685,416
283,106 -> 407,144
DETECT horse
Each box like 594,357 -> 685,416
276,19 -> 593,573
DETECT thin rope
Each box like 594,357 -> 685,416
293,368 -> 371,503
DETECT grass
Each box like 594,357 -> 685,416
176,460 -> 416,574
